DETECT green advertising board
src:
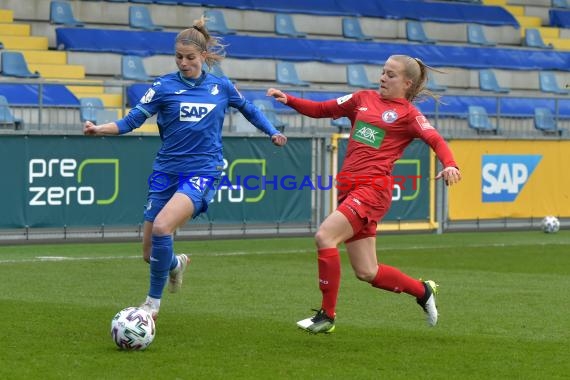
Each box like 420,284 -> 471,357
0,136 -> 312,228
337,138 -> 431,221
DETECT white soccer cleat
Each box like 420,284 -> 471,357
168,254 -> 190,293
296,309 -> 336,334
416,280 -> 439,327
139,300 -> 159,321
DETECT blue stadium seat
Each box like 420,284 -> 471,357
479,69 -> 510,93
204,10 -> 236,35
539,72 -> 569,94
129,0 -> 153,3
275,13 -> 306,38
426,72 -> 447,92
467,24 -> 496,46
552,0 -> 569,9
253,99 -> 287,132
331,117 -> 351,132
524,29 -> 553,49
406,21 -> 436,44
342,17 -> 373,41
0,52 -> 40,78
0,95 -> 23,129
50,1 -> 85,27
468,106 -> 498,134
534,107 -> 562,135
94,109 -> 119,125
276,61 -> 310,86
128,5 -> 163,31
346,64 -> 377,89
79,97 -> 104,123
121,55 -> 153,81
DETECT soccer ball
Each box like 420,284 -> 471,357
541,216 -> 560,234
111,307 -> 155,351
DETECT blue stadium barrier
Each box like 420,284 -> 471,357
55,29 -> 570,72
549,9 -> 570,28
172,0 -> 518,26
0,83 -> 78,106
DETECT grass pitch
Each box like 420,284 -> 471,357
0,231 -> 569,379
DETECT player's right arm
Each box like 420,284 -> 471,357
267,88 -> 354,120
83,120 -> 119,135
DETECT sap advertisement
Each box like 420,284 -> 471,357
448,141 -> 570,220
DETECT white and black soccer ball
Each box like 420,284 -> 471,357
111,307 -> 155,351
541,216 -> 560,234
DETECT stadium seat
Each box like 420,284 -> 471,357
275,13 -> 306,38
468,106 -> 498,135
79,97 -> 104,123
534,107 -> 562,135
128,5 -> 163,31
94,109 -> 119,125
552,0 -> 569,9
466,24 -> 496,46
0,51 -> 40,78
426,72 -> 447,92
331,117 -> 351,132
346,64 -> 377,89
129,0 -> 153,3
0,95 -> 23,129
49,1 -> 85,27
276,61 -> 310,86
479,69 -> 510,93
524,29 -> 553,49
204,10 -> 236,35
539,72 -> 569,94
406,21 -> 436,44
342,17 -> 373,41
121,55 -> 153,81
253,99 -> 287,132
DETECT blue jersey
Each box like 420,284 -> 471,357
116,71 -> 280,176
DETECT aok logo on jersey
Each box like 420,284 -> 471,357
179,103 -> 216,122
481,154 -> 542,202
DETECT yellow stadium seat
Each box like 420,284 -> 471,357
0,23 -> 30,36
0,35 -> 48,50
515,16 -> 543,28
19,50 -> 67,65
0,9 -> 13,23
28,64 -> 85,79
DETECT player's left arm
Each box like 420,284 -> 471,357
411,111 -> 461,186
228,80 -> 287,147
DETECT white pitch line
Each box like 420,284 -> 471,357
0,240 -> 567,264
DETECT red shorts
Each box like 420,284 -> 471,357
336,185 -> 392,243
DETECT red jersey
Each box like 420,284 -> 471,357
287,91 -> 457,177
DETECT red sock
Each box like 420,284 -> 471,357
370,264 -> 425,298
317,248 -> 341,318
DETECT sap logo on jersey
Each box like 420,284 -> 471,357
179,103 -> 216,121
481,154 -> 541,202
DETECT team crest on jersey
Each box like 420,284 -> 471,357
210,84 -> 219,95
336,94 -> 353,105
415,115 -> 434,130
382,110 -> 398,123
141,88 -> 156,104
180,102 -> 216,121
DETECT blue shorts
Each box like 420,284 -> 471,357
143,171 -> 219,222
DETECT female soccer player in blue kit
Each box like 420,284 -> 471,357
84,17 -> 287,320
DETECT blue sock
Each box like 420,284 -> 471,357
148,234 -> 173,299
169,253 -> 179,271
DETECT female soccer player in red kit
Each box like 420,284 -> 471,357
267,55 -> 461,333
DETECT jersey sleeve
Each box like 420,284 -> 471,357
287,92 -> 358,120
409,107 -> 458,168
226,79 -> 280,136
115,81 -> 162,134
